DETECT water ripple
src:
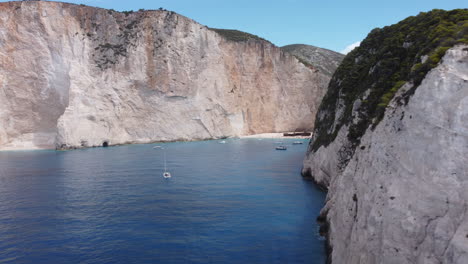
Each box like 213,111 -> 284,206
0,139 -> 325,264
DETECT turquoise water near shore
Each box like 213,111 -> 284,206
0,138 -> 326,264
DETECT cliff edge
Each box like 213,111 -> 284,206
303,9 -> 468,263
0,1 -> 331,150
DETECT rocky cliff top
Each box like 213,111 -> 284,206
310,8 -> 468,164
208,28 -> 270,43
281,44 -> 344,77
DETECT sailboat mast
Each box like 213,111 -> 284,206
164,150 -> 167,172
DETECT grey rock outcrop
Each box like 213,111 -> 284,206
0,1 -> 330,150
281,44 -> 344,78
304,44 -> 468,264
303,9 -> 468,262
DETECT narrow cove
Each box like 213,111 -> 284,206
0,138 -> 326,264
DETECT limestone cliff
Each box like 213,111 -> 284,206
0,1 -> 330,150
281,44 -> 344,78
303,9 -> 468,264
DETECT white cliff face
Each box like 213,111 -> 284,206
304,45 -> 468,263
0,1 -> 329,150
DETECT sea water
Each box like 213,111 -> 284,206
0,138 -> 326,264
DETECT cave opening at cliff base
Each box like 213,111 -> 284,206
102,141 -> 109,147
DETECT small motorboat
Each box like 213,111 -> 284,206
153,146 -> 162,149
292,141 -> 303,145
163,172 -> 171,178
219,140 -> 226,144
275,146 -> 287,150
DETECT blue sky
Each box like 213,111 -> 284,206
7,0 -> 467,53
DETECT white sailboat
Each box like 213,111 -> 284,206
163,150 -> 171,178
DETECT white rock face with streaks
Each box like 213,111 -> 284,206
303,45 -> 468,263
0,1 -> 329,150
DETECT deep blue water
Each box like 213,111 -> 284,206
0,138 -> 326,264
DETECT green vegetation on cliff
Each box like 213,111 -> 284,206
209,28 -> 270,43
311,9 -> 468,153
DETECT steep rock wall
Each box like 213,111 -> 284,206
303,10 -> 468,263
304,44 -> 468,264
0,1 -> 329,150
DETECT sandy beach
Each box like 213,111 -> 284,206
240,133 -> 311,139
